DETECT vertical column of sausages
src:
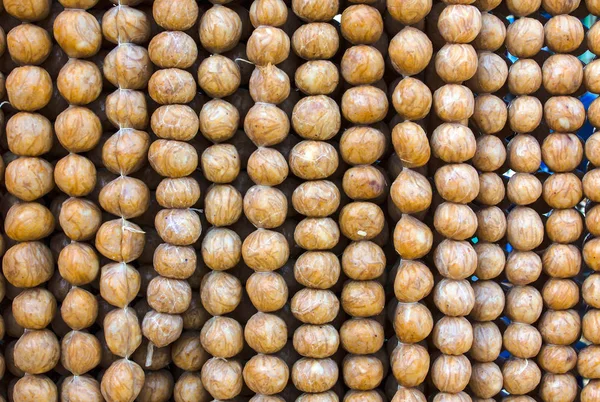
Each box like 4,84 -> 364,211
468,21 -> 509,395
143,0 -> 208,401
96,0 -> 152,400
581,1 -> 600,400
501,1 -> 546,397
536,2 -> 586,401
464,1 -> 508,401
428,2 -> 482,401
51,0 -> 106,399
336,3 -> 388,402
195,3 -> 246,401
2,0 -> 57,399
144,1 -> 205,401
146,0 -> 198,358
336,4 -> 388,401
101,1 -> 169,398
385,2 -> 433,401
240,1 -> 291,400
286,0 -> 341,399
